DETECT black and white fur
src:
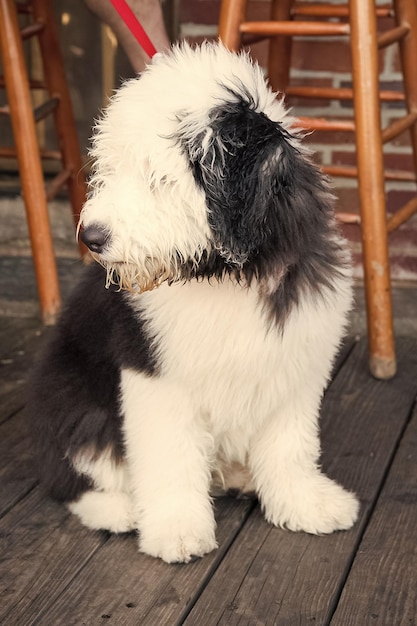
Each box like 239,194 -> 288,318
29,43 -> 359,563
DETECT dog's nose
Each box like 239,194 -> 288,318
80,225 -> 109,254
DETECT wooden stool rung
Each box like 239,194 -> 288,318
28,78 -> 46,90
33,97 -> 59,122
297,116 -> 355,132
46,167 -> 72,201
336,211 -> 361,224
2,99 -> 61,126
382,112 -> 417,143
336,196 -> 417,230
286,85 -> 404,102
324,164 -> 416,182
240,20 -> 350,37
0,146 -> 62,160
286,86 -> 356,100
37,148 -> 62,161
20,22 -> 43,40
322,165 -> 358,178
378,25 -> 409,49
293,3 -> 351,17
294,3 -> 394,19
0,76 -> 46,89
387,196 -> 417,232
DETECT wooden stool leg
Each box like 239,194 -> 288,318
218,0 -> 247,49
349,0 -> 396,379
393,0 -> 417,176
0,0 -> 60,324
267,0 -> 294,92
32,0 -> 87,248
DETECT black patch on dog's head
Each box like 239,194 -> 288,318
179,89 -> 347,321
183,91 -> 293,265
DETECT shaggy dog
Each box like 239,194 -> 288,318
29,42 -> 359,563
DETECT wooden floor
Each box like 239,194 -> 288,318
1,317 -> 417,625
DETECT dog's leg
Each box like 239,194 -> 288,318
68,451 -> 135,533
121,369 -> 217,563
249,396 -> 359,534
68,491 -> 135,533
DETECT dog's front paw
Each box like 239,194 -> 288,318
139,511 -> 217,563
264,474 -> 359,535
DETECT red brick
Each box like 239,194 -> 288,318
247,1 -> 272,21
389,217 -> 417,247
384,152 -> 415,172
341,223 -> 362,245
385,116 -> 413,148
334,187 -> 360,216
180,0 -> 270,27
301,125 -> 355,147
331,151 -> 357,167
390,257 -> 417,280
290,39 -> 351,73
245,40 -> 269,69
387,189 -> 417,215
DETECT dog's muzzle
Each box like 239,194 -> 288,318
80,225 -> 110,254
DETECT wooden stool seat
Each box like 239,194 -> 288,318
0,0 -> 87,324
219,0 -> 417,379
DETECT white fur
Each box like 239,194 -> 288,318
69,492 -> 135,534
70,43 -> 359,563
72,277 -> 358,561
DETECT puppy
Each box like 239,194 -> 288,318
29,42 -> 359,563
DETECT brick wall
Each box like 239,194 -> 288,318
179,0 -> 417,280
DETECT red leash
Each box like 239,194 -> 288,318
109,0 -> 158,59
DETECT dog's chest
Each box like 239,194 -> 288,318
130,280 -> 313,430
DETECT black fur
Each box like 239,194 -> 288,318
28,263 -> 158,502
181,91 -> 347,322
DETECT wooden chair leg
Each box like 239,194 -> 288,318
349,0 -> 396,379
0,0 -> 61,324
267,0 -> 294,92
32,0 -> 88,253
393,0 -> 417,176
218,0 -> 247,49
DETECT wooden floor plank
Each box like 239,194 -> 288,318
330,402 -> 417,626
0,320 -> 57,516
0,317 -> 41,359
0,323 -> 50,424
32,498 -> 255,626
184,337 -> 417,625
0,409 -> 37,518
0,488 -> 107,625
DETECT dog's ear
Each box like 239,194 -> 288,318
180,96 -> 310,265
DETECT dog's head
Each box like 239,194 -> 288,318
80,42 -> 336,293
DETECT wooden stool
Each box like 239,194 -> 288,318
0,0 -> 87,324
219,0 -> 417,379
